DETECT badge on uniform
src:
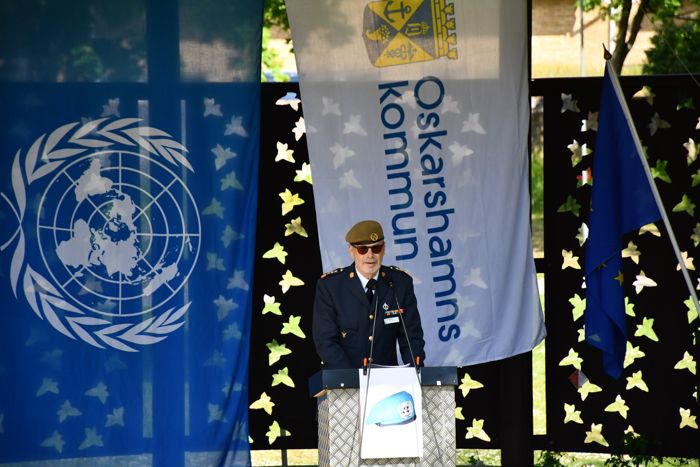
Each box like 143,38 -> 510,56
383,303 -> 402,324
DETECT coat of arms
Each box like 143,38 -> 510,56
363,0 -> 457,67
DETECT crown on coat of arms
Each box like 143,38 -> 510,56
362,0 -> 457,68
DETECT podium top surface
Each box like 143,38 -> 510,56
308,366 -> 458,398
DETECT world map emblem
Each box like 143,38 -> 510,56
1,118 -> 201,351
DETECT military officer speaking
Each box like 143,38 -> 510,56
312,220 -> 426,369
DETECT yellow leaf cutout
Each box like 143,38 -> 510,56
284,217 -> 308,237
578,380 -> 602,401
275,142 -> 295,163
584,423 -> 609,447
271,367 -> 295,388
680,408 -> 698,429
564,403 -> 583,424
249,392 -> 275,415
263,242 -> 288,264
266,339 -> 292,365
458,373 -> 484,397
279,189 -> 304,216
559,348 -> 583,370
465,419 -> 491,442
625,371 -> 649,392
604,395 -> 629,419
279,269 -> 304,293
281,315 -> 306,338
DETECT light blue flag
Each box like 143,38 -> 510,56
0,4 -> 261,466
585,62 -> 661,379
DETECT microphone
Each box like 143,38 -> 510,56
387,277 -> 419,373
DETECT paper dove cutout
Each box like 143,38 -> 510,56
262,295 -> 282,315
41,431 -> 65,453
85,382 -> 109,404
279,270 -> 304,293
626,370 -> 649,392
266,339 -> 292,365
321,96 -> 340,116
294,162 -> 313,184
212,145 -> 236,170
343,114 -> 368,135
276,92 -> 301,110
227,270 -> 249,290
275,142 -> 295,163
330,143 -> 355,168
461,113 -> 486,134
263,242 -> 288,264
292,117 -> 306,141
584,423 -> 609,447
284,217 -> 308,237
202,198 -> 225,219
203,97 -> 223,117
225,115 -> 248,137
560,93 -> 580,113
633,271 -> 657,293
281,315 -> 306,338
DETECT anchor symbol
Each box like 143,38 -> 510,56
383,0 -> 412,23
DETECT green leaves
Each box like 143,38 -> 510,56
266,339 -> 292,365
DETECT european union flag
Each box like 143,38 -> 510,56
585,63 -> 661,379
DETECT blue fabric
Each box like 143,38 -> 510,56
584,65 -> 661,379
0,84 -> 259,467
365,391 -> 416,426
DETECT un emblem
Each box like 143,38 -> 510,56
362,0 -> 457,68
1,118 -> 200,351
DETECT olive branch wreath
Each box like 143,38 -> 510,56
0,118 -> 194,352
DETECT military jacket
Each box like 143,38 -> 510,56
312,264 -> 426,369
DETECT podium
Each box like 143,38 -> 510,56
309,367 -> 458,466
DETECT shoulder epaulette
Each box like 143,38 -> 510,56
388,265 -> 412,277
320,268 -> 343,279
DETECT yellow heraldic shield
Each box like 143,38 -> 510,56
362,0 -> 457,67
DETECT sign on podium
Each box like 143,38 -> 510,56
309,366 -> 458,466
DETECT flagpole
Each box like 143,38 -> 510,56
604,59 -> 700,321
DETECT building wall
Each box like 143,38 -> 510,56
532,0 -> 654,78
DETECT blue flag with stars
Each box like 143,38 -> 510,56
584,62 -> 661,379
0,3 -> 260,465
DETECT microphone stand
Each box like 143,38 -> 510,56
355,280 -> 380,463
388,276 -> 446,466
388,279 -> 419,378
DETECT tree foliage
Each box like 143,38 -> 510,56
262,0 -> 291,82
264,0 -> 289,31
583,0 -> 685,73
643,9 -> 700,74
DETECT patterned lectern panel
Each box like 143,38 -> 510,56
317,386 -> 455,467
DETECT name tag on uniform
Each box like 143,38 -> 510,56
383,304 -> 403,325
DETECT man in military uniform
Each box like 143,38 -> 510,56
312,220 -> 426,369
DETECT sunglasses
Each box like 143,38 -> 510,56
353,243 -> 384,255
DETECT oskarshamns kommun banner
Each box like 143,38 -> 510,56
286,0 -> 545,366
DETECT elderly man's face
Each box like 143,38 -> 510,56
348,242 -> 385,279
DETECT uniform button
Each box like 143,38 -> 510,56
368,336 -> 373,341
369,314 -> 374,320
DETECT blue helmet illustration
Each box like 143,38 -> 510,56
365,391 -> 416,426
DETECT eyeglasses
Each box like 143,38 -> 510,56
353,243 -> 384,255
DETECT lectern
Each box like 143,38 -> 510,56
309,366 -> 458,466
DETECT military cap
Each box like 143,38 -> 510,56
345,220 -> 384,245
